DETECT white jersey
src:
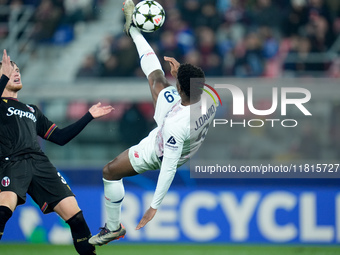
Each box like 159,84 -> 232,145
128,86 -> 216,209
154,87 -> 216,167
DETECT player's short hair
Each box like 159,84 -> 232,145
0,60 -> 17,70
177,63 -> 205,101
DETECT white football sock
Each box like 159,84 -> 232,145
103,178 -> 125,231
130,26 -> 163,77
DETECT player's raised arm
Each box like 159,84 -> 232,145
123,1 -> 171,106
1,50 -> 13,78
0,49 -> 14,95
88,102 -> 115,118
164,56 -> 180,79
43,102 -> 114,146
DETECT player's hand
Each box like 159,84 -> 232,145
164,56 -> 180,78
136,206 -> 157,230
88,102 -> 114,118
1,49 -> 14,78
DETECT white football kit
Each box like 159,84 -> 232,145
128,86 -> 216,209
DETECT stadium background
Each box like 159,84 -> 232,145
1,0 -> 340,253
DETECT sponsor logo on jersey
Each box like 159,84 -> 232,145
1,176 -> 10,187
165,136 -> 179,151
26,104 -> 35,113
167,136 -> 176,145
6,106 -> 37,122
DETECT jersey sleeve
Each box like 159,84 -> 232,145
35,106 -> 57,139
150,155 -> 178,209
162,117 -> 187,159
34,107 -> 93,145
47,112 -> 93,145
150,121 -> 188,209
153,86 -> 180,126
0,75 -> 9,97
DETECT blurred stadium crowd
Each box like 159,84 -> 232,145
0,0 -> 102,42
1,0 -> 340,78
76,0 -> 340,78
1,0 -> 339,172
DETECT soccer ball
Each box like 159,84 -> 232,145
132,1 -> 165,33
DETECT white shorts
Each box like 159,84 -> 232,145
128,129 -> 161,174
128,86 -> 180,174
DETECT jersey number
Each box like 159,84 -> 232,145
195,123 -> 210,142
164,91 -> 174,103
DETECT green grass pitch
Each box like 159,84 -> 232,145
1,244 -> 340,255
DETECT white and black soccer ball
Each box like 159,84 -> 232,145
132,1 -> 165,33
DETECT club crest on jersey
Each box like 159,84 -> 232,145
26,104 -> 35,113
1,176 -> 10,187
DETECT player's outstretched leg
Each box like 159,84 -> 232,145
89,178 -> 127,246
89,223 -> 126,246
123,0 -> 135,35
90,149 -> 135,246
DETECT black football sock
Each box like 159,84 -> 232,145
66,211 -> 96,255
0,206 -> 13,240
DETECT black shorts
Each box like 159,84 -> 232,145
0,155 -> 74,214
